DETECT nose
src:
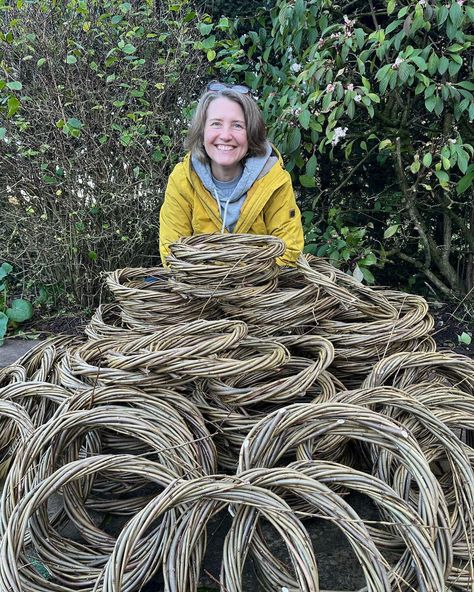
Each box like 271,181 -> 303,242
218,126 -> 233,140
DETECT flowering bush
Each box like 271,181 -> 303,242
199,0 -> 474,296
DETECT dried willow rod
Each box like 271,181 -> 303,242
287,460 -> 445,591
0,455 -> 183,592
100,475 -> 321,592
169,233 -> 286,263
296,254 -> 397,320
363,351 -> 474,393
227,467 -> 391,592
106,266 -> 219,326
1,401 -> 213,540
204,354 -> 331,406
0,365 -> 27,387
65,384 -> 217,476
238,402 -> 445,544
166,235 -> 285,293
334,386 -> 474,573
15,335 -> 83,382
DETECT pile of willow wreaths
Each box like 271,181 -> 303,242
0,233 -> 473,592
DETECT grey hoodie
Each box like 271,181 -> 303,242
191,141 -> 276,232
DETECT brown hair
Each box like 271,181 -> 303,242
184,88 -> 267,162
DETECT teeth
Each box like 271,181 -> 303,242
216,145 -> 233,151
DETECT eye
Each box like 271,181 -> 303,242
234,123 -> 245,129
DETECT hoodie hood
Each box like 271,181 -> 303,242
191,141 -> 275,232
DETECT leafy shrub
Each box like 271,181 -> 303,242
0,0 -> 207,307
198,0 -> 474,297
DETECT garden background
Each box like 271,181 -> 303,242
0,0 -> 472,349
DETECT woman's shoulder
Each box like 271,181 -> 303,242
169,153 -> 192,180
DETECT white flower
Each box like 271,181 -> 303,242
326,83 -> 335,92
418,0 -> 426,5
332,126 -> 348,146
290,62 -> 302,73
392,56 -> 405,69
347,83 -> 354,91
354,94 -> 362,102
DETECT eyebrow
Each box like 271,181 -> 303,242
208,118 -> 246,124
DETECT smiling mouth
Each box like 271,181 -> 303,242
215,145 -> 235,151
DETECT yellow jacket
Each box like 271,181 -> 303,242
159,150 -> 304,266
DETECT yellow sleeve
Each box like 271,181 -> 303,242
159,165 -> 193,265
263,177 -> 304,266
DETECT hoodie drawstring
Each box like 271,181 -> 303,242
214,189 -> 231,234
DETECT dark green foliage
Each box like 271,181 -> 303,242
197,0 -> 474,296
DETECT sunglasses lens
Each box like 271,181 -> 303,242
207,81 -> 250,94
208,82 -> 226,92
232,85 -> 250,94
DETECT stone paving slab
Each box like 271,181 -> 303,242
0,338 -> 42,368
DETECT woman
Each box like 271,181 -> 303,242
159,81 -> 304,266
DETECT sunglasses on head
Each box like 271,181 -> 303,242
206,80 -> 250,94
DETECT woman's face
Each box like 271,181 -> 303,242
203,97 -> 248,180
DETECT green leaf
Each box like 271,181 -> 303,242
298,109 -> 311,130
7,96 -> 20,117
0,262 -> 13,281
456,170 -> 474,194
437,5 -> 449,26
6,299 -> 33,323
458,332 -> 472,346
299,174 -> 316,188
6,81 -> 22,91
120,132 -> 132,146
287,127 -> 301,153
198,23 -> 213,35
384,224 -> 399,238
398,62 -> 410,83
457,81 -> 474,91
306,154 -> 317,177
435,169 -> 449,186
121,43 -> 136,55
438,56 -> 449,75
66,54 -> 77,64
448,61 -> 462,78
352,264 -> 364,283
422,153 -> 432,167
0,127 -> 6,140
66,117 -> 83,129
359,252 -> 377,266
457,149 -> 469,174
207,49 -> 216,61
360,266 -> 375,284
201,35 -> 216,50
37,57 -> 46,66
0,312 -> 8,345
425,94 -> 437,112
411,56 -> 427,71
449,2 -> 462,27
379,139 -> 392,151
